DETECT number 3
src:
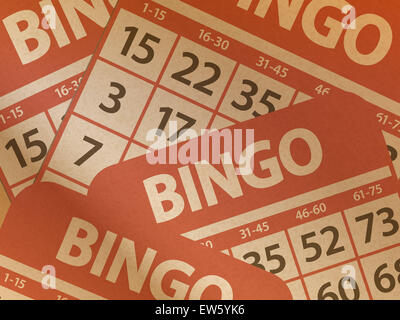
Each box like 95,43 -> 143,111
99,82 -> 126,114
243,251 -> 265,270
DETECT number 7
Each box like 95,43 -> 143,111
74,136 -> 103,166
355,212 -> 373,243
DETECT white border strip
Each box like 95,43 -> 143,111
0,255 -> 106,300
154,0 -> 400,115
0,56 -> 91,110
0,285 -> 32,300
182,166 -> 392,241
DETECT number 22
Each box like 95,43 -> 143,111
171,52 -> 221,96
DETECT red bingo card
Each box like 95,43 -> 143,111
1,92 -> 396,300
0,0 -> 117,217
83,94 -> 400,300
0,178 -> 291,300
36,0 -> 400,200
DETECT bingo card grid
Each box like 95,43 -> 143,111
0,0 -> 119,202
0,72 -> 84,198
182,178 -> 400,300
37,0 -> 400,195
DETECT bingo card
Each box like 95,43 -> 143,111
0,177 -> 291,300
0,0 -> 117,221
36,0 -> 400,197
84,95 -> 400,300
